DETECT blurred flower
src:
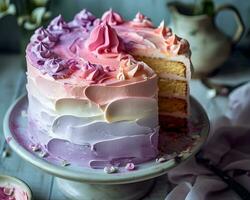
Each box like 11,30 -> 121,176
31,0 -> 49,7
0,0 -> 16,19
18,7 -> 51,30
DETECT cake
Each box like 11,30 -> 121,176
26,9 -> 191,169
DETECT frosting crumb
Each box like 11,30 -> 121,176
125,163 -> 135,171
61,160 -> 70,167
104,165 -> 118,174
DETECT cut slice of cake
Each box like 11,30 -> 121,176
103,12 -> 192,133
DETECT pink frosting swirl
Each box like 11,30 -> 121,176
80,62 -> 110,83
154,21 -> 172,38
43,58 -> 78,79
86,21 -> 125,57
101,9 -> 124,26
165,34 -> 190,55
116,57 -> 154,80
131,12 -> 154,28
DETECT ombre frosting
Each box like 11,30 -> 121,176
26,9 -> 191,169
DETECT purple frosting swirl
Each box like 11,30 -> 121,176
29,15 -> 80,79
71,9 -> 99,31
42,58 -> 78,79
31,27 -> 59,52
32,28 -> 58,43
32,41 -> 53,65
47,15 -> 71,35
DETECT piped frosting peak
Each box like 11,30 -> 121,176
31,27 -> 58,46
86,21 -> 125,57
101,9 -> 124,26
117,57 -> 153,80
80,62 -> 109,83
72,9 -> 97,31
155,21 -> 172,38
48,15 -> 70,35
131,12 -> 154,28
165,34 -> 190,55
42,58 -> 78,79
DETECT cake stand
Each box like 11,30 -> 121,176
4,95 -> 209,200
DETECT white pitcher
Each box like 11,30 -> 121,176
168,2 -> 245,77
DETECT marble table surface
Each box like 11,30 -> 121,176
0,52 -> 248,200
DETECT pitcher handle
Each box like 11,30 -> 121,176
215,4 -> 245,46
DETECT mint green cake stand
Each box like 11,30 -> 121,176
4,95 -> 209,200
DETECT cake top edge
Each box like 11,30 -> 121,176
26,9 -> 191,82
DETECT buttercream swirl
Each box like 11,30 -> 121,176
101,9 -> 124,26
86,21 -> 125,57
154,21 -> 172,38
72,9 -> 97,31
165,34 -> 190,55
81,62 -> 110,83
117,57 -> 153,80
131,12 -> 154,28
48,15 -> 70,35
32,41 -> 53,65
31,27 -> 58,47
42,58 -> 78,79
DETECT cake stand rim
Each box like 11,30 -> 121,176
3,94 -> 209,185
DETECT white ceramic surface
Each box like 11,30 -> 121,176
168,2 -> 245,76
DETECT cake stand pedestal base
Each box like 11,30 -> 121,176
56,177 -> 156,200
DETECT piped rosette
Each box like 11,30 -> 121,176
69,9 -> 100,31
154,20 -> 190,55
130,12 -> 154,28
85,21 -> 125,58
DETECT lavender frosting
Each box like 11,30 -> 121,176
27,92 -> 159,169
28,11 -> 98,78
71,9 -> 98,31
47,15 -> 71,35
42,58 -> 79,79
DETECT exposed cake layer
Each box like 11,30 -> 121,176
159,97 -> 187,116
135,56 -> 187,78
159,115 -> 188,133
158,79 -> 187,98
135,56 -> 190,119
134,54 -> 190,133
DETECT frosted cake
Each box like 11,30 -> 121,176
26,9 -> 191,169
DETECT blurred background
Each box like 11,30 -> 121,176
1,0 -> 250,52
